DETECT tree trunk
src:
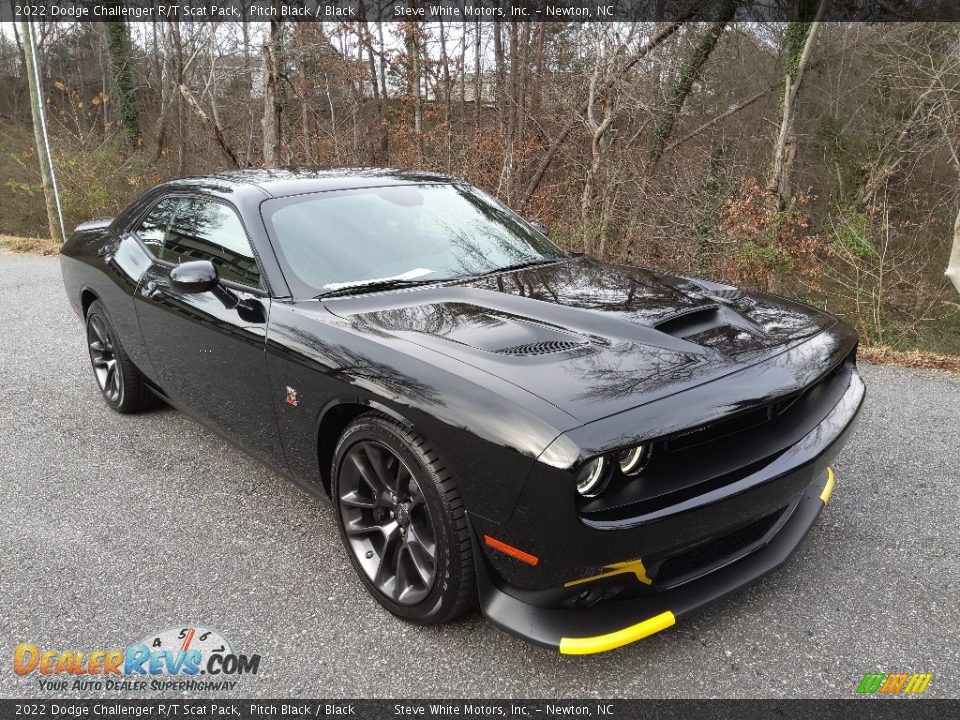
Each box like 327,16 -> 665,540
528,23 -> 546,121
498,22 -> 520,198
646,11 -> 732,176
493,22 -> 505,134
404,22 -> 423,162
516,22 -> 530,141
439,19 -> 453,171
261,19 -> 283,167
103,20 -> 141,145
178,84 -> 241,168
580,33 -> 617,258
151,22 -> 176,163
359,16 -> 387,164
474,21 -> 482,131
947,205 -> 960,296
769,0 -> 826,208
19,19 -> 63,243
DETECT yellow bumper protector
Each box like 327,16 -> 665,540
820,466 -> 836,505
559,611 -> 676,655
563,558 -> 652,588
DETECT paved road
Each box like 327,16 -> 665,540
1,250 -> 958,699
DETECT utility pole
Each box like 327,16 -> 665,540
20,20 -> 65,243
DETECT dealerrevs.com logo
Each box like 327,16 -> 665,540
13,625 -> 260,692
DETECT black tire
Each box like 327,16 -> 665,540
85,300 -> 154,414
332,412 -> 476,624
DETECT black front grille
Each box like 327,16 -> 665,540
654,507 -> 785,587
664,391 -> 801,453
578,351 -> 855,525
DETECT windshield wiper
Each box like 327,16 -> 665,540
475,258 -> 563,277
317,278 -> 439,299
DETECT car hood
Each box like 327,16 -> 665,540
322,257 -> 837,423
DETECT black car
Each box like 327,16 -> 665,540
60,169 -> 863,655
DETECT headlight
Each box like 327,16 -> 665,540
576,457 -> 610,497
617,444 -> 650,477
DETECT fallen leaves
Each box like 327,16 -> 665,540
859,345 -> 960,374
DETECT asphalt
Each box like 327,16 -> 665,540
0,250 -> 958,699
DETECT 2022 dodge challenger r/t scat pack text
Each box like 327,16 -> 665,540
61,169 -> 863,655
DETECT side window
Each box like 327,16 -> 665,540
134,197 -> 178,255
162,197 -> 261,288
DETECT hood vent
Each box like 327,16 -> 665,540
494,339 -> 585,356
654,304 -> 722,338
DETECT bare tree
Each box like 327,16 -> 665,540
646,9 -> 734,176
518,21 -> 684,212
769,0 -> 826,208
261,19 -> 283,167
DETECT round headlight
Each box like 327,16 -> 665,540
576,457 -> 610,497
617,445 -> 649,476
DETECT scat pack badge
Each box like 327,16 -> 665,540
13,625 -> 260,693
285,386 -> 299,407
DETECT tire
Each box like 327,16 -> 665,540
85,300 -> 154,414
332,412 -> 476,624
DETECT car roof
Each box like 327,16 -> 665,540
159,167 -> 464,199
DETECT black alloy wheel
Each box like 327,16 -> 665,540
84,300 -> 154,414
87,312 -> 122,403
338,440 -> 437,605
332,413 -> 476,623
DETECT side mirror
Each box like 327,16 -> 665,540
170,260 -> 219,294
528,219 -> 549,237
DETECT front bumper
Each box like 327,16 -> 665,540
470,368 -> 864,654
476,466 -> 835,654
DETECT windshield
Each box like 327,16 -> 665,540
262,183 -> 565,297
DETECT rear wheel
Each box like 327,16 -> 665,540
332,413 -> 476,624
85,300 -> 153,414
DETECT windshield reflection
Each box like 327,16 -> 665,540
262,183 -> 565,298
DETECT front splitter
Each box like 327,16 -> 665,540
475,467 -> 837,655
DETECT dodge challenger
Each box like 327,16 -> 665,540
60,169 -> 864,655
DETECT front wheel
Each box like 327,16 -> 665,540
332,413 -> 476,624
85,300 -> 153,414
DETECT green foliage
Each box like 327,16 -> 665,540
693,146 -> 731,271
739,240 -> 796,274
104,22 -> 141,145
829,207 -> 880,261
783,22 -> 812,81
817,115 -> 845,156
913,309 -> 960,355
57,138 -> 154,230
0,124 -> 155,237
817,116 -> 868,202
4,180 -> 37,197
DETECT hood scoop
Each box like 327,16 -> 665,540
494,339 -> 587,356
654,303 -> 766,346
654,304 -> 722,338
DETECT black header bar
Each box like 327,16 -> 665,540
4,0 -> 960,23
1,699 -> 959,720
